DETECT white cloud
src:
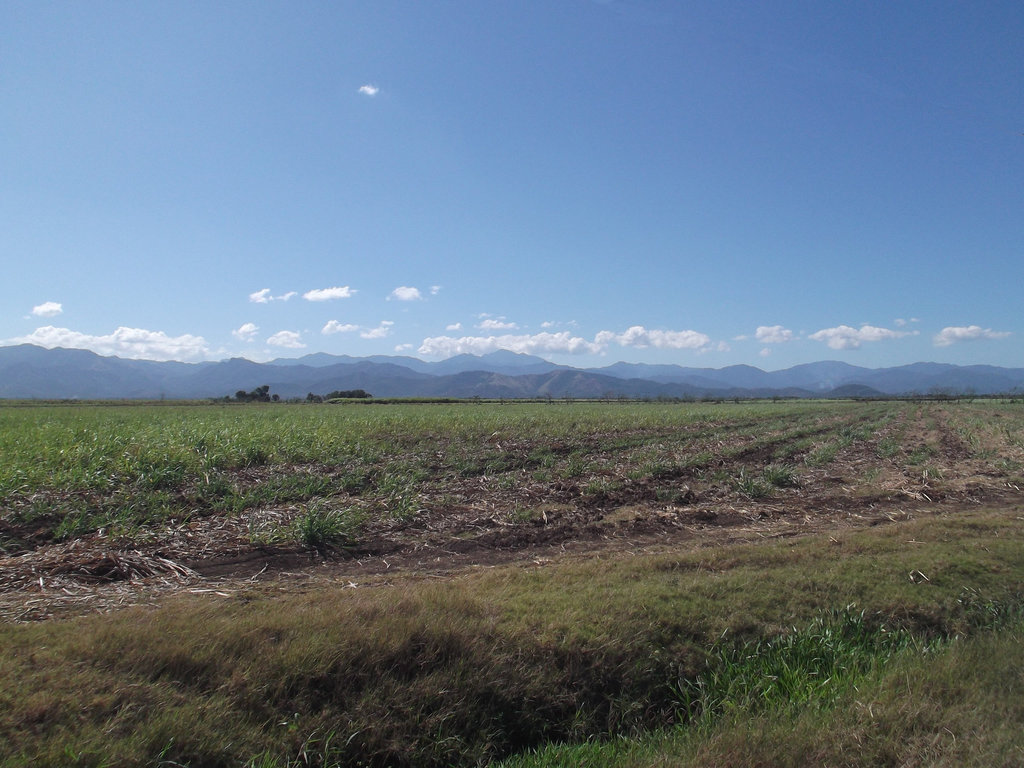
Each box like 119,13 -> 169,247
394,343 -> 414,352
755,325 -> 793,344
267,330 -> 305,348
322,320 -> 359,335
419,331 -> 602,358
232,322 -> 259,342
14,325 -> 209,361
478,317 -> 519,331
759,347 -> 772,357
536,319 -> 577,329
809,324 -> 913,350
594,326 -> 711,350
358,84 -> 379,96
445,322 -> 462,331
31,301 -> 63,318
933,325 -> 1011,347
388,286 -> 423,301
418,325 -> 716,358
321,320 -> 395,338
303,286 -> 355,302
249,288 -> 296,303
360,321 -> 394,339
430,285 -> 441,295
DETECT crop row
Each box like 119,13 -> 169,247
2,400 -> 1022,549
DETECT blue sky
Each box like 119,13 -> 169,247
3,1 -> 1022,370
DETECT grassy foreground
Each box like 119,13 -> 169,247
499,623 -> 1024,768
2,505 -> 1023,767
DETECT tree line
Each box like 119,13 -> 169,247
224,386 -> 372,403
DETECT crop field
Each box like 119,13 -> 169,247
1,399 -> 1023,766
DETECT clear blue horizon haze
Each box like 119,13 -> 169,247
3,1 -> 1022,370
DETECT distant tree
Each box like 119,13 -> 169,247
231,385 -> 275,403
306,393 -> 324,403
324,389 -> 372,400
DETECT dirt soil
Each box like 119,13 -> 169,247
2,405 -> 1022,622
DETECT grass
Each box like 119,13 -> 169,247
497,619 -> 1024,768
2,506 -> 1024,767
0,399 -> 873,547
732,468 -> 771,499
5,399 -> 1024,764
804,442 -> 839,467
876,436 -> 901,458
675,604 -> 925,724
732,464 -> 798,498
292,501 -> 364,551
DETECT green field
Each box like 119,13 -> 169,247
1,400 -> 1023,766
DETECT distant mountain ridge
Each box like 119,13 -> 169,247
1,344 -> 1023,400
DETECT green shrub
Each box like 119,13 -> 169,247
293,501 -> 364,550
762,463 -> 799,488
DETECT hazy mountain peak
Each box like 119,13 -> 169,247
2,344 -> 1024,400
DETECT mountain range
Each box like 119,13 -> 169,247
1,344 -> 1023,400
